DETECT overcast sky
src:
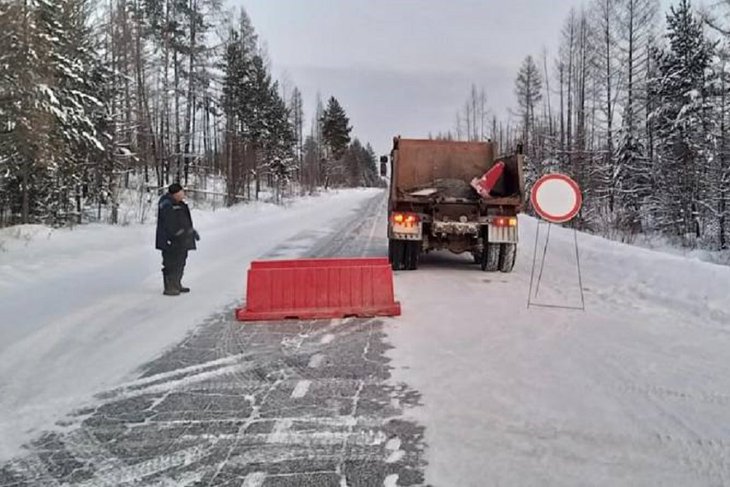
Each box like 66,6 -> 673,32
242,0 -> 678,155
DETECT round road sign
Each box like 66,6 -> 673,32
530,174 -> 582,224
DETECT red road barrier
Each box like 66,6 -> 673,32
235,258 -> 401,322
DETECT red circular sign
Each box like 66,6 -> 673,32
530,174 -> 582,223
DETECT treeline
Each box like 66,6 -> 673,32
444,0 -> 730,250
0,1 -> 381,227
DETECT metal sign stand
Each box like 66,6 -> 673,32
527,220 -> 586,311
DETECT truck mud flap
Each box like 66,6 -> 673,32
389,240 -> 420,271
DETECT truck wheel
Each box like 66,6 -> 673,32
388,240 -> 406,271
405,241 -> 420,271
499,243 -> 517,273
481,243 -> 500,272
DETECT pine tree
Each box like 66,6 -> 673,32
707,52 -> 730,249
0,0 -> 112,225
344,138 -> 364,187
221,27 -> 247,202
514,55 -> 543,182
363,143 -> 382,187
311,93 -> 325,187
263,81 -> 296,193
588,0 -> 620,216
41,0 -> 111,224
0,0 -> 43,224
614,0 -> 658,234
650,0 -> 715,241
320,96 -> 352,160
320,96 -> 352,187
699,0 -> 730,249
302,134 -> 319,192
221,10 -> 263,202
289,86 -> 304,166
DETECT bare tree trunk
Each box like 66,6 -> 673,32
182,0 -> 197,186
174,47 -> 181,182
120,0 -> 132,168
576,14 -> 588,187
543,49 -> 553,138
162,0 -> 171,184
603,0 -> 615,212
20,0 -> 30,223
471,84 -> 478,141
719,63 -> 727,249
559,62 -> 565,161
567,14 -> 575,172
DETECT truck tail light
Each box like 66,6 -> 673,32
391,212 -> 420,226
493,216 -> 517,228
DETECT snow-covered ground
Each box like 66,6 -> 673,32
4,191 -> 730,485
387,216 -> 730,486
630,233 -> 730,268
0,188 -> 381,462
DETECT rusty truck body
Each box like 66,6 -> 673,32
385,137 -> 525,272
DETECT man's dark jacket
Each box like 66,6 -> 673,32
155,194 -> 197,251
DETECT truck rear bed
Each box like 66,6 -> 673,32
391,138 -> 524,206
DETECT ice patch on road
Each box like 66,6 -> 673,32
386,450 -> 405,464
385,437 -> 405,463
385,437 -> 401,451
242,472 -> 266,487
308,353 -> 325,368
267,419 -> 294,444
291,380 -> 311,399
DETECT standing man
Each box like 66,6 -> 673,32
155,183 -> 200,296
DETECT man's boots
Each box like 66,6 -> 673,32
163,273 -> 180,296
174,272 -> 190,293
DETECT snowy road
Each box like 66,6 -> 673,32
3,188 -> 730,486
0,190 -> 427,486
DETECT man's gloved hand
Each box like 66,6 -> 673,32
193,230 -> 200,241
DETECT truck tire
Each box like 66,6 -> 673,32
481,243 -> 500,272
499,243 -> 517,273
389,239 -> 405,270
389,240 -> 420,271
405,241 -> 420,270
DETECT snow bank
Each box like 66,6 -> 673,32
629,233 -> 730,268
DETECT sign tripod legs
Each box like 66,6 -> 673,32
527,221 -> 586,312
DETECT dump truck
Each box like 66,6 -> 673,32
383,137 -> 525,272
